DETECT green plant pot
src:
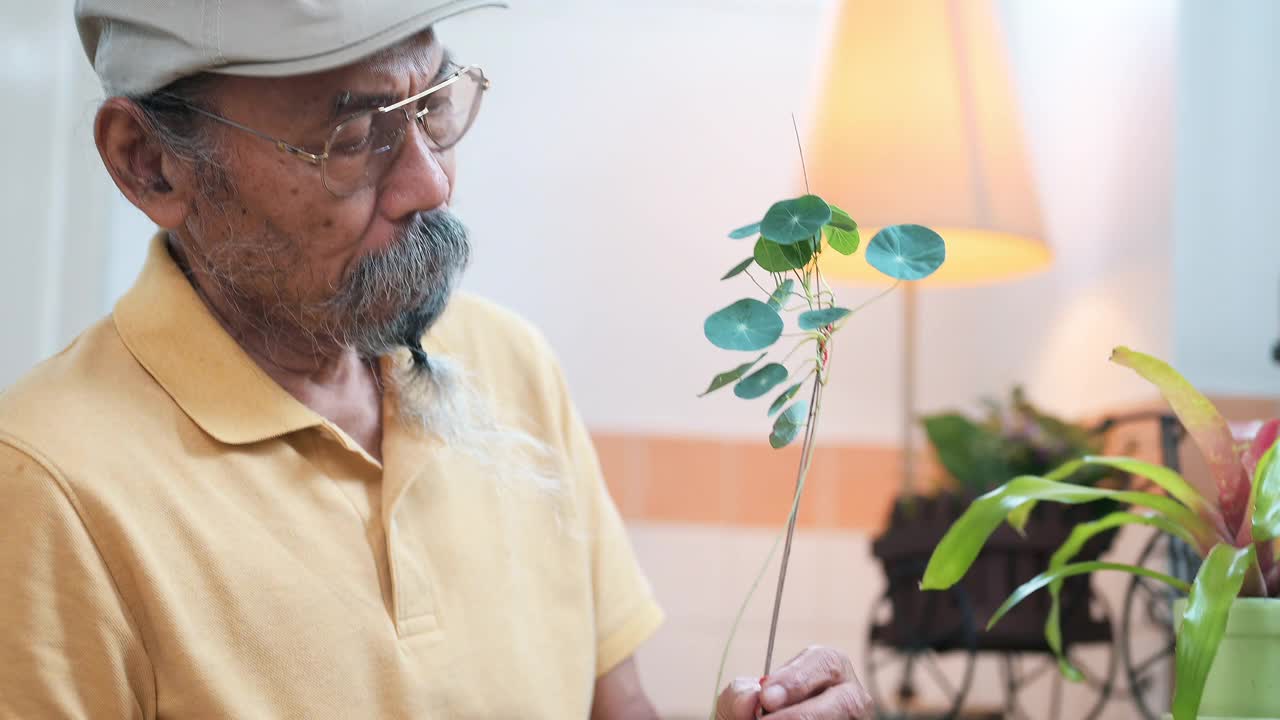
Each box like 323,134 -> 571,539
1164,598 -> 1280,719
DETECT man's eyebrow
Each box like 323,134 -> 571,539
435,49 -> 455,77
332,91 -> 398,119
330,49 -> 456,119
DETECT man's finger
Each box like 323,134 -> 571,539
716,677 -> 762,720
761,646 -> 855,712
762,682 -> 874,720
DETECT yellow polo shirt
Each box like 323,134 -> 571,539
0,236 -> 663,719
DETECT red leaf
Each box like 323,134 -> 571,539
1111,348 -> 1248,536
1244,420 -> 1280,482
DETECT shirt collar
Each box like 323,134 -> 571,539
113,232 -> 326,445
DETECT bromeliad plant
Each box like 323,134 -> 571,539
922,347 -> 1280,720
697,152 -> 946,712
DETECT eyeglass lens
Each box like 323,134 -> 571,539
322,67 -> 485,196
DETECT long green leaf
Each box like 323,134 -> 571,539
734,363 -> 788,400
921,476 -> 1216,591
728,221 -> 761,240
768,382 -> 804,417
698,353 -> 766,397
1018,454 -> 1222,544
1044,512 -> 1197,679
1111,347 -> 1246,532
1058,456 -> 1214,522
988,561 -> 1190,630
1251,440 -> 1280,542
1007,500 -> 1036,535
1008,460 -> 1114,535
1173,543 -> 1256,720
721,257 -> 755,281
1010,460 -> 1091,530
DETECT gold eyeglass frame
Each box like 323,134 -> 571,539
176,64 -> 490,197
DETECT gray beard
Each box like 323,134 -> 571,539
178,185 -> 558,495
181,207 -> 470,366
311,208 -> 472,362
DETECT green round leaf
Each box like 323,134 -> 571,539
825,226 -> 861,255
698,353 -> 766,397
770,400 -> 809,449
728,221 -> 761,240
866,224 -> 946,281
827,204 -> 857,231
704,299 -> 784,351
721,257 -> 755,281
768,382 -> 804,417
755,237 -> 813,273
734,363 -> 789,399
797,307 -> 851,330
761,195 -> 832,246
824,206 -> 861,255
768,279 -> 796,310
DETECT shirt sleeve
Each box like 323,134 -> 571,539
552,370 -> 665,678
0,439 -> 154,719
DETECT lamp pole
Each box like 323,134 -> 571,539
902,283 -> 919,497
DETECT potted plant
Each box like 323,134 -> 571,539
922,386 -> 1120,501
923,347 -> 1280,720
870,389 -> 1128,671
695,136 -> 947,712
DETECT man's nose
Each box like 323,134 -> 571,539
377,118 -> 452,219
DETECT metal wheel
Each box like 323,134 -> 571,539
1122,530 -> 1196,720
997,591 -> 1118,720
866,585 -> 978,719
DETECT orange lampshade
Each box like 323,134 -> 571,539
808,0 -> 1051,287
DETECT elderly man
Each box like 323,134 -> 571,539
0,1 -> 871,718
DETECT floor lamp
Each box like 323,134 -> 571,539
807,0 -> 1052,497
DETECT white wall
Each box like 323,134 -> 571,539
1172,0 -> 1280,395
0,3 -> 120,388
442,0 -> 1179,442
73,1 -> 1182,435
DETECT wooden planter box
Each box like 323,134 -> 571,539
871,492 -> 1116,653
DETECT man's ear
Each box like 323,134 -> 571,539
94,98 -> 200,229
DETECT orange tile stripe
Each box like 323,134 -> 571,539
591,433 -> 939,533
592,395 -> 1279,532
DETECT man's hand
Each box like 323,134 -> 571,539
715,646 -> 872,719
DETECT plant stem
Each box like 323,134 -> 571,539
706,365 -> 827,720
761,365 -> 827,676
708,496 -> 793,720
792,114 -> 810,193
744,269 -> 774,297
850,280 -> 902,315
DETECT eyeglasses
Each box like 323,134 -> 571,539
176,64 -> 489,197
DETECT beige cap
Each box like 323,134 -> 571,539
75,0 -> 508,97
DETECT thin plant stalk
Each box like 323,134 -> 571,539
707,376 -> 827,719
762,373 -> 826,675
